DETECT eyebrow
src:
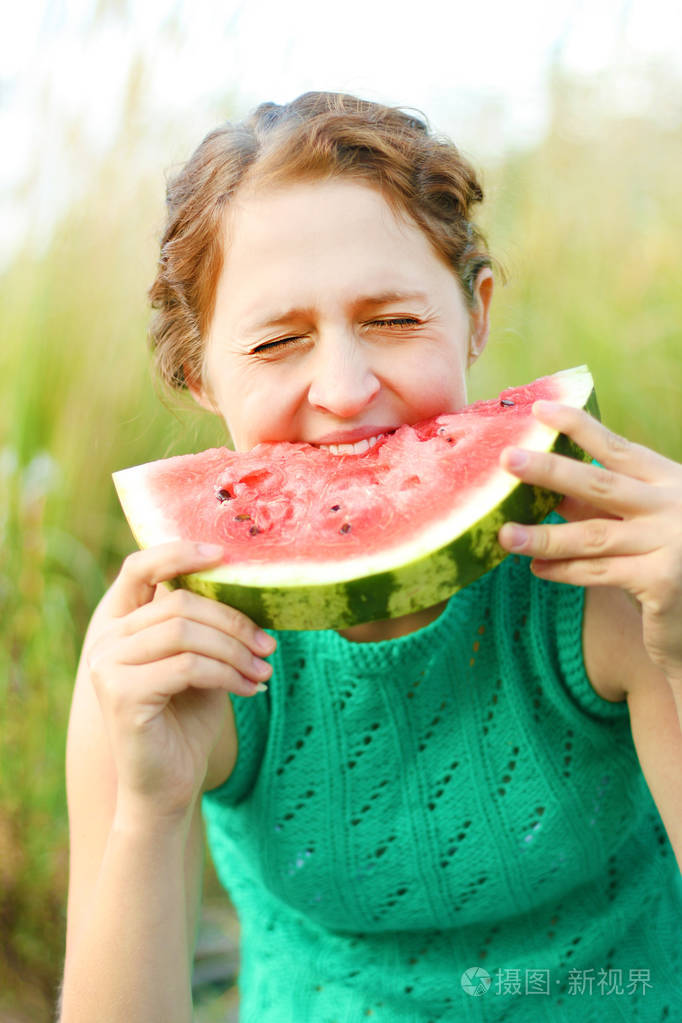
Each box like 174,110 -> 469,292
240,290 -> 430,338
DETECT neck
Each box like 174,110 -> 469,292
336,601 -> 448,643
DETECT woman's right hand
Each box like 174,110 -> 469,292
84,540 -> 275,825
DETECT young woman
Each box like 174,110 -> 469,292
60,92 -> 682,1022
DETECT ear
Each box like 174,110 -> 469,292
467,268 -> 494,368
184,365 -> 217,413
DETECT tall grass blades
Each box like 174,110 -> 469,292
469,70 -> 682,455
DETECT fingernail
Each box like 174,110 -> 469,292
253,682 -> 269,694
196,543 -> 224,558
533,400 -> 561,417
252,656 -> 272,678
254,629 -> 275,653
501,524 -> 528,550
503,447 -> 528,470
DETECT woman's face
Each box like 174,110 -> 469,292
196,178 -> 492,453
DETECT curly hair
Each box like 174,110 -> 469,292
148,91 -> 492,391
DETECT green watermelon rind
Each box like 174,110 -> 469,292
114,368 -> 597,630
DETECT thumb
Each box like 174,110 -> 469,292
104,541 -> 224,618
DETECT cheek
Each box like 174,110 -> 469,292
397,352 -> 468,413
226,375 -> 305,449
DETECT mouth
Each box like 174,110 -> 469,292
316,432 -> 390,456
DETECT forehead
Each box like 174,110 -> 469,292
216,178 -> 456,318
225,176 -> 416,249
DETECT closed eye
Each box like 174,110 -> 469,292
252,335 -> 306,354
370,317 -> 421,328
253,318 -> 421,354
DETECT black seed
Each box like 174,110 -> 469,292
249,525 -> 261,535
330,504 -> 341,512
500,398 -> 515,407
340,523 -> 352,534
234,513 -> 251,521
216,488 -> 232,502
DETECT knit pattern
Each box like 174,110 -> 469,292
203,549 -> 681,1021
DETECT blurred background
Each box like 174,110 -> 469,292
1,1 -> 680,1019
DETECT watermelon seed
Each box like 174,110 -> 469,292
340,523 -> 352,534
216,488 -> 232,501
500,399 -> 515,407
330,504 -> 341,512
234,513 -> 252,521
249,525 -> 261,535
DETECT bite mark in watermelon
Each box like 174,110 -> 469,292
113,366 -> 598,630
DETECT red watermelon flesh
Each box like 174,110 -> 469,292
150,375 -> 559,561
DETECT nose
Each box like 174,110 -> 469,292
307,336 -> 380,418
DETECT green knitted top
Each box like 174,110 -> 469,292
203,549 -> 681,1021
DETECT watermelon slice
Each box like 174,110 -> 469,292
113,366 -> 597,630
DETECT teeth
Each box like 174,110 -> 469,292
319,433 -> 386,456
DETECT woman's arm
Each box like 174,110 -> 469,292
498,404 -> 682,865
62,696 -> 202,1023
59,542 -> 274,1023
60,648 -> 221,1022
582,585 -> 682,871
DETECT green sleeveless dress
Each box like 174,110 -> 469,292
203,548 -> 681,1021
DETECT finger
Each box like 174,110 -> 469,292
105,542 -> 225,618
498,516 -> 659,561
123,587 -> 276,656
500,446 -> 660,518
533,550 -> 682,622
554,495 -> 621,524
127,653 -> 269,700
531,402 -> 673,483
117,618 -> 273,684
528,553 -> 650,594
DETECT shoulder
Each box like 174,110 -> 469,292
582,585 -> 644,703
204,700 -> 237,792
485,553 -> 630,718
582,589 -> 682,867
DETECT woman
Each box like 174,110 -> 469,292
60,92 -> 682,1022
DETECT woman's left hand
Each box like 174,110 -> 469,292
498,400 -> 682,681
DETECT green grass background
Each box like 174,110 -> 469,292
1,71 -> 680,1020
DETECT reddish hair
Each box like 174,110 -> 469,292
148,91 -> 492,391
